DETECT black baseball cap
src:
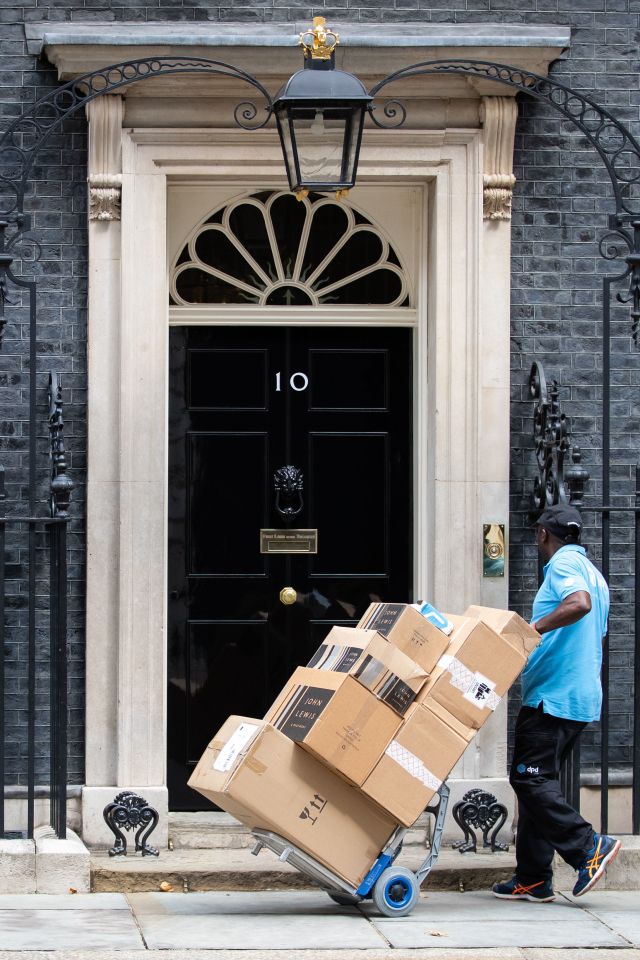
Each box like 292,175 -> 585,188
536,503 -> 583,541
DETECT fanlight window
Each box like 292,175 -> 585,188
170,191 -> 410,307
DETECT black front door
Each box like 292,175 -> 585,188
167,326 -> 413,808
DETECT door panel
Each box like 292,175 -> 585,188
168,325 -> 412,808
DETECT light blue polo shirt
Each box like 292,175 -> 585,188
522,544 -> 609,723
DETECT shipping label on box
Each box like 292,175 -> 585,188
188,716 -> 398,887
357,603 -> 450,675
266,667 -> 401,786
361,702 -> 469,826
307,627 -> 427,716
417,617 -> 527,729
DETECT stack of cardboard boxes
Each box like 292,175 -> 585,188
189,603 -> 540,888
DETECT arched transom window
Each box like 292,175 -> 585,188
170,191 -> 410,308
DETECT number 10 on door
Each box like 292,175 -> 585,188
275,372 -> 309,392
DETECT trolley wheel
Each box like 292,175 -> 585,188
327,892 -> 361,907
372,866 -> 420,917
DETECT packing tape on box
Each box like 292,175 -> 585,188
385,741 -> 441,790
437,655 -> 501,711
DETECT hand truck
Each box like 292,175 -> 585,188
250,782 -> 449,918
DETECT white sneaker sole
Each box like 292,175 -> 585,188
493,890 -> 556,903
573,839 -> 622,898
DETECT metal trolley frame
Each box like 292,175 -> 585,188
250,782 -> 450,917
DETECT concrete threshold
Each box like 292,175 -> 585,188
90,835 -> 640,894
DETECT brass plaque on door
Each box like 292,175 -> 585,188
260,529 -> 318,554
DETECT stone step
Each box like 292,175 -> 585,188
168,812 -> 431,850
89,834 -> 640,894
91,843 -> 516,893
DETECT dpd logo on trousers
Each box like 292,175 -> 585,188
517,763 -> 539,775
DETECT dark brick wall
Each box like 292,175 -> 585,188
1,0 -> 638,786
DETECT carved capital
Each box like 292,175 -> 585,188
480,97 -> 518,221
86,96 -> 124,222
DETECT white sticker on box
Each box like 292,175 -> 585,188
213,722 -> 260,772
440,657 -> 501,711
462,671 -> 500,711
386,741 -> 441,790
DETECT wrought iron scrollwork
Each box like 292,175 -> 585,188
0,216 -> 41,348
452,788 -> 509,853
0,56 -> 274,220
529,361 -> 590,517
103,791 -> 160,857
274,465 -> 304,524
48,373 -> 74,519
366,59 -> 640,338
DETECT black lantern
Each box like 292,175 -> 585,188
274,18 -> 372,198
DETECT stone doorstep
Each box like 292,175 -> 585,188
90,834 -> 640,895
90,843 -> 519,893
0,828 -> 90,894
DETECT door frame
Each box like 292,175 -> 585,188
81,125 -> 512,842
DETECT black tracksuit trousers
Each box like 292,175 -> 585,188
510,705 -> 595,884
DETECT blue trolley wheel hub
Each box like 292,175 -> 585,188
385,875 -> 413,909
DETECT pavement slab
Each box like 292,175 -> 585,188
129,891 -> 387,950
368,891 -> 630,949
0,903 -> 144,951
564,891 -> 640,947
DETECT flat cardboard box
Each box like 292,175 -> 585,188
357,603 -> 450,675
188,716 -> 398,887
465,604 -> 541,656
362,701 -> 469,826
265,666 -> 401,786
308,626 -> 428,714
417,616 -> 527,730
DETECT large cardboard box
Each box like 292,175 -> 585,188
357,603 -> 450,675
361,702 -> 469,826
188,716 -> 398,887
417,616 -> 528,730
465,604 -> 540,656
265,666 -> 401,786
308,626 -> 428,714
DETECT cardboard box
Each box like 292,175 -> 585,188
188,716 -> 398,887
265,666 -> 401,786
465,605 -> 541,656
361,701 -> 469,826
308,626 -> 428,714
417,616 -> 527,730
357,603 -> 450,675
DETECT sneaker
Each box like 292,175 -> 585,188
492,876 -> 556,902
572,834 -> 622,897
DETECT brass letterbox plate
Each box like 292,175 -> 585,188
483,523 -> 505,578
260,529 -> 318,554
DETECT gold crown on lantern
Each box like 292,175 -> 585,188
299,16 -> 340,60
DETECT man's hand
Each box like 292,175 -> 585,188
534,590 -> 591,635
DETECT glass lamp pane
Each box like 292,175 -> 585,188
275,108 -> 298,189
293,112 -> 348,184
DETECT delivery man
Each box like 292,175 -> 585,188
493,503 -> 620,902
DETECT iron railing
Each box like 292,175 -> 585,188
527,361 -> 640,836
0,373 -> 72,839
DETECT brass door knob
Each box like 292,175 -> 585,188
279,586 -> 297,605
